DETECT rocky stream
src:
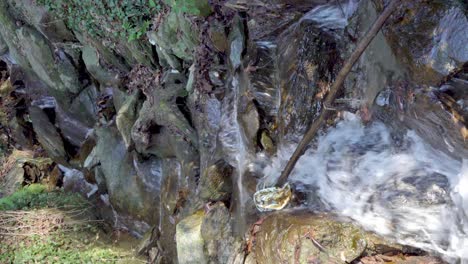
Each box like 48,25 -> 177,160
0,0 -> 467,263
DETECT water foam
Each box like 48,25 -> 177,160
260,113 -> 467,261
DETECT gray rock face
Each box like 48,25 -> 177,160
29,106 -> 67,163
68,85 -> 99,127
92,126 -> 161,231
276,15 -> 343,143
116,91 -> 142,149
201,203 -> 242,264
426,7 -> 468,75
82,45 -> 121,87
176,211 -> 207,264
131,71 -> 198,162
17,26 -> 82,96
380,0 -> 468,84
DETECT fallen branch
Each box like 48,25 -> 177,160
275,0 -> 400,187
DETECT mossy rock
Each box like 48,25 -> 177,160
199,160 -> 233,202
148,11 -> 199,63
255,213 -> 370,263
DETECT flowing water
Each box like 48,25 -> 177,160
198,0 -> 468,260
259,112 -> 467,261
219,75 -> 251,232
240,0 -> 468,261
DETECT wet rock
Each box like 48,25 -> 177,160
380,0 -> 468,84
425,7 -> 468,75
29,106 -> 67,163
199,160 -> 233,202
228,16 -> 245,69
188,91 -> 222,173
201,202 -> 244,264
374,88 -> 468,160
209,21 -> 228,53
116,91 -> 142,149
260,131 -> 275,154
176,211 -> 207,264
248,42 -> 280,118
378,173 -> 451,207
348,0 -> 404,105
359,254 -> 445,264
276,14 -> 342,142
239,101 -> 260,146
253,212 -> 403,264
158,158 -> 188,263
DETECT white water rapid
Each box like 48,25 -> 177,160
260,112 -> 467,261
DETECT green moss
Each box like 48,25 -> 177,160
0,184 -> 88,211
36,0 -> 161,41
164,0 -> 212,16
0,184 -> 142,263
0,225 -> 140,263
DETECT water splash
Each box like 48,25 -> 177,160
302,0 -> 359,30
260,113 -> 467,261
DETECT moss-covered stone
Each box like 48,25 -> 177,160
254,213 -> 388,263
199,160 -> 233,202
147,12 -> 199,64
17,26 -> 82,97
116,91 -> 142,149
176,211 -> 207,264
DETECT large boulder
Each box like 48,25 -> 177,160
0,1 -> 31,68
29,106 -> 67,163
17,26 -> 82,97
201,202 -> 243,264
176,211 -> 207,264
92,126 -> 161,233
147,12 -> 199,67
131,71 -> 198,161
82,45 -> 122,87
253,212 -> 411,264
5,0 -> 75,43
379,0 -> 468,84
116,91 -> 142,149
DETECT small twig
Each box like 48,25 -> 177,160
275,0 -> 400,187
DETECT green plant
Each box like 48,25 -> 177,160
165,0 -> 212,16
37,0 -> 161,42
0,184 -> 88,210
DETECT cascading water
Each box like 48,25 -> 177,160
219,75 -> 251,231
259,112 -> 467,261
